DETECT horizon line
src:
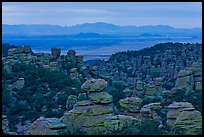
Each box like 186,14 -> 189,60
2,22 -> 202,29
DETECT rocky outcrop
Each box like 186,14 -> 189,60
140,102 -> 161,118
119,97 -> 142,113
58,78 -> 141,135
81,78 -> 107,92
166,102 -> 195,126
174,110 -> 202,135
26,117 -> 67,135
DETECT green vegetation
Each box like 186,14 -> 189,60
2,62 -> 82,130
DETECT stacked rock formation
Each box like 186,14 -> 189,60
51,48 -> 61,58
4,46 -> 84,73
58,78 -> 140,135
166,102 -> 202,135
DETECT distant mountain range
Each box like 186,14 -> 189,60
2,22 -> 202,37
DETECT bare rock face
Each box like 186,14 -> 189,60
81,78 -> 107,92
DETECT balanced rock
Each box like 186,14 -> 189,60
81,78 -> 107,92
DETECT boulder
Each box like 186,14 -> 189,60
74,100 -> 94,107
167,102 -> 195,126
81,78 -> 107,92
175,110 -> 202,135
78,93 -> 87,101
89,92 -> 113,104
119,97 -> 142,112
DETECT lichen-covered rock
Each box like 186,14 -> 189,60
175,110 -> 202,135
89,92 -> 113,104
140,102 -> 161,119
81,78 -> 107,92
78,93 -> 87,101
167,102 -> 195,126
74,100 -> 94,107
49,121 -> 67,130
119,97 -> 142,112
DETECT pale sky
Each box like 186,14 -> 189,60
2,2 -> 202,28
